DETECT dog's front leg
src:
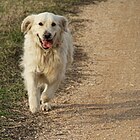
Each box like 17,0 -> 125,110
24,72 -> 40,113
40,81 -> 60,111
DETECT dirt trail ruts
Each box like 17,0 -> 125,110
37,0 -> 140,139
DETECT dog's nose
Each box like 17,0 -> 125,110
44,32 -> 52,40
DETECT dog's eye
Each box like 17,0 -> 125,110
51,22 -> 56,27
39,22 -> 43,26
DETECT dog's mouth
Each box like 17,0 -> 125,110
37,34 -> 53,49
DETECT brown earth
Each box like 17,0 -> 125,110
11,0 -> 140,139
36,0 -> 140,139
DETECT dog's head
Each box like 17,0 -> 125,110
21,12 -> 68,49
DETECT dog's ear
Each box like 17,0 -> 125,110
21,15 -> 35,34
58,16 -> 68,32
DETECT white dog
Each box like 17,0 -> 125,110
21,12 -> 73,113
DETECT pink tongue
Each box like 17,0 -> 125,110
43,40 -> 52,49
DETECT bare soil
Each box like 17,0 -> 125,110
4,0 -> 139,139
36,0 -> 140,139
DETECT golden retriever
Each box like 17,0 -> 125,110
21,12 -> 73,113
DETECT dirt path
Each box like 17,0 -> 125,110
37,0 -> 140,139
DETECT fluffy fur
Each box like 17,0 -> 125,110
21,12 -> 73,113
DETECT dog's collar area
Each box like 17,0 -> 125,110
37,34 -> 62,50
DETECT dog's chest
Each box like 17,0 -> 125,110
36,50 -> 62,74
35,50 -> 64,84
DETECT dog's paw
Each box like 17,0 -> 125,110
40,103 -> 52,112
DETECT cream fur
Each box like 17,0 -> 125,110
21,12 -> 73,113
